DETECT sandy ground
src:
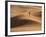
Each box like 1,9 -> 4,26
10,5 -> 42,32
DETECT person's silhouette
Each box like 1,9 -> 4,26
29,12 -> 30,16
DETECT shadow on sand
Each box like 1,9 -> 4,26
11,16 -> 33,28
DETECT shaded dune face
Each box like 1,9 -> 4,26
11,16 -> 34,28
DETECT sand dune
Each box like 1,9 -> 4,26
10,5 -> 42,32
